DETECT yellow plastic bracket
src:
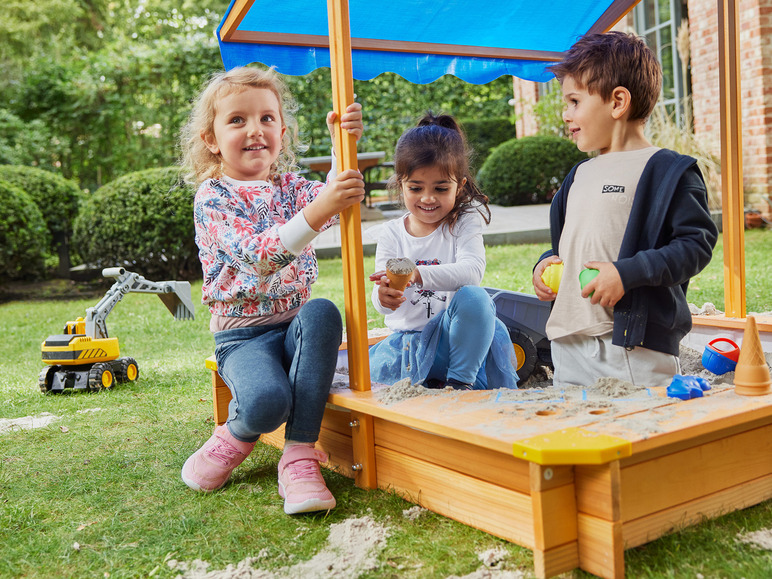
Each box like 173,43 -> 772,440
512,427 -> 632,465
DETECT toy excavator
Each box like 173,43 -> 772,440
39,267 -> 195,393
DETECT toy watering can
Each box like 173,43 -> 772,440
701,337 -> 740,375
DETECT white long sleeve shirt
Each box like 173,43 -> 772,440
371,211 -> 487,332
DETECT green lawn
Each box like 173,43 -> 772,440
0,230 -> 770,578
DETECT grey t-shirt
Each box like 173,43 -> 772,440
546,147 -> 659,340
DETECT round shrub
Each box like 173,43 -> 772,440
0,179 -> 51,281
0,166 -> 81,237
0,165 -> 82,276
478,135 -> 588,206
460,117 -> 517,174
73,167 -> 198,280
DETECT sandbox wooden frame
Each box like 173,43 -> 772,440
206,316 -> 772,579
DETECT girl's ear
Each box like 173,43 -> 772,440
610,86 -> 632,120
201,130 -> 220,155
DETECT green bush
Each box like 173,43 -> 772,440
460,117 -> 517,174
0,179 -> 50,281
477,135 -> 588,205
0,165 -> 82,276
72,167 -> 198,280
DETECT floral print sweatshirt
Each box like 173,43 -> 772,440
194,173 -> 336,319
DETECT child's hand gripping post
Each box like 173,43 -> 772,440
304,103 -> 366,230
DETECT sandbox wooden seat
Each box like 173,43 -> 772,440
204,349 -> 772,579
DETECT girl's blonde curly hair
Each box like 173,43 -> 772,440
180,66 -> 302,185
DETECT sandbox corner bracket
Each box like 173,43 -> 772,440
512,427 -> 632,465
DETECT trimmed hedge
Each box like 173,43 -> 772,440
477,135 -> 588,206
460,117 -> 517,174
72,167 -> 198,280
0,165 -> 82,276
0,179 -> 50,281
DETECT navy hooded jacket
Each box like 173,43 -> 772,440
538,148 -> 718,356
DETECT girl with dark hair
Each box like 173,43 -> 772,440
368,112 -> 519,390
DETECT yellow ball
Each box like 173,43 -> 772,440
541,262 -> 564,293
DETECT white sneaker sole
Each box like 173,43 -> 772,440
278,480 -> 336,514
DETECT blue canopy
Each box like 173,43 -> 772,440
216,0 -> 641,84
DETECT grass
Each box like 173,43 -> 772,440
0,229 -> 770,578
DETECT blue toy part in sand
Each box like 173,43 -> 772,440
667,374 -> 712,400
701,337 -> 740,375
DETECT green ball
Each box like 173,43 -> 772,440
579,268 -> 599,291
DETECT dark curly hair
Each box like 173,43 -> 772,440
389,112 -> 491,231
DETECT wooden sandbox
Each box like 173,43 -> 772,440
204,318 -> 772,579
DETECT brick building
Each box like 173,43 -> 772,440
513,0 -> 772,216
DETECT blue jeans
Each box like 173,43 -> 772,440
427,285 -> 497,385
213,299 -> 342,444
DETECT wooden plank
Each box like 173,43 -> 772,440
318,427 -> 355,478
623,473 -> 772,548
375,446 -> 536,547
227,29 -> 565,61
586,0 -> 640,35
718,0 -> 746,317
533,542 -> 580,579
260,425 -> 285,450
374,418 -> 532,493
218,0 -> 256,41
327,0 -> 370,392
692,314 -> 772,332
577,513 -> 625,579
575,462 -> 622,521
351,411 -> 377,489
212,370 -> 231,427
530,464 -> 577,550
620,423 -> 772,522
320,404 -> 354,436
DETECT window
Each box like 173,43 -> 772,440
634,0 -> 689,125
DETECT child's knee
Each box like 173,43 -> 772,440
453,286 -> 495,315
297,299 -> 343,343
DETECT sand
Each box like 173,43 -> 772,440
0,412 -> 60,435
169,515 -> 390,579
736,527 -> 772,550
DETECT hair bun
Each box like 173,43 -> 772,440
416,111 -> 462,134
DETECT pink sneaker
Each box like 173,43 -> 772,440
278,445 -> 336,514
181,425 -> 256,492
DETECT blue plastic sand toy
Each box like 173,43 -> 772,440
667,374 -> 712,400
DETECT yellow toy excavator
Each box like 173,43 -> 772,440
39,267 -> 195,393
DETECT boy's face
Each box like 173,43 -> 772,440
560,75 -> 616,154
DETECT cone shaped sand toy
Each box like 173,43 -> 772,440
734,316 -> 772,396
386,257 -> 416,291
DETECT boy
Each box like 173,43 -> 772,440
532,31 -> 718,388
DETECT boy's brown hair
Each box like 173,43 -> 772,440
549,31 -> 662,122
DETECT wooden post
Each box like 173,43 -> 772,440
717,0 -> 746,318
326,0 -> 372,392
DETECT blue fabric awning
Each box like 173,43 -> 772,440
216,0 -> 641,84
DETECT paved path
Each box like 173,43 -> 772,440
313,203 -> 551,259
